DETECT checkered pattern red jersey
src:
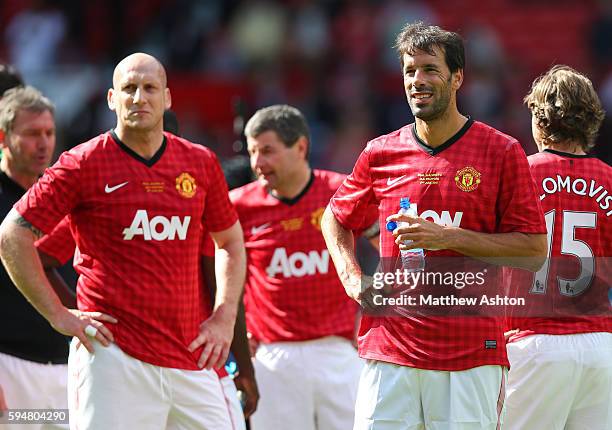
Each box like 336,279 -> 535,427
507,150 -> 612,341
36,216 -> 75,265
330,119 -> 547,371
230,169 -> 375,343
15,131 -> 238,370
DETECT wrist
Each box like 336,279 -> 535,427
47,302 -> 69,326
341,264 -> 362,285
442,226 -> 461,251
235,361 -> 255,377
212,302 -> 238,323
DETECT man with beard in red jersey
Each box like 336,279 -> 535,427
322,23 -> 547,429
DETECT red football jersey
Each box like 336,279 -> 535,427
508,150 -> 612,341
230,169 -> 375,343
36,218 -> 229,378
330,119 -> 546,370
36,216 -> 75,265
15,131 -> 238,370
201,232 -> 215,258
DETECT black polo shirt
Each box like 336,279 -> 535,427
0,170 -> 68,364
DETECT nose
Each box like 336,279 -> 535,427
133,87 -> 144,104
408,69 -> 427,89
251,151 -> 264,171
37,132 -> 55,151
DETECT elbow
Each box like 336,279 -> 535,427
321,206 -> 344,246
320,206 -> 335,240
527,255 -> 546,272
0,219 -> 12,260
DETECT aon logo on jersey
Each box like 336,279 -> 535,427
266,247 -> 330,278
410,204 -> 463,227
123,209 -> 191,240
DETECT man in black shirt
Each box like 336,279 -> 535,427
0,85 -> 72,427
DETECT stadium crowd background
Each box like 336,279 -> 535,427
0,0 -> 611,169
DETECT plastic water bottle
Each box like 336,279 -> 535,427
386,197 -> 425,272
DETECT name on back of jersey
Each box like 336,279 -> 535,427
123,209 -> 191,240
266,247 -> 330,278
540,175 -> 612,216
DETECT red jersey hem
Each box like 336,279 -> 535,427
255,331 -> 354,344
114,340 -> 199,370
508,328 -> 612,343
358,350 -> 509,371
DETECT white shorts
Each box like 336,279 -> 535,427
354,360 -> 506,430
219,375 -> 247,430
67,339 -> 242,430
505,332 -> 612,430
250,336 -> 363,430
0,351 -> 68,430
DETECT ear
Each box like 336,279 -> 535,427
452,69 -> 464,91
107,88 -> 116,111
164,88 -> 172,110
296,136 -> 309,161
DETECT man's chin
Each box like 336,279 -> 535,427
258,176 -> 275,190
412,108 -> 445,122
123,118 -> 155,130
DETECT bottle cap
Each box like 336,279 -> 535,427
386,221 -> 397,231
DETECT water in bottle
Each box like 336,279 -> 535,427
386,197 -> 425,272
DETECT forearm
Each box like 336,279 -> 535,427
444,228 -> 547,271
231,299 -> 254,376
204,254 -> 252,374
321,207 -> 362,287
213,224 -> 246,320
0,212 -> 65,322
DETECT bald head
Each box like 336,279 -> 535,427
113,53 -> 167,88
108,52 -> 171,135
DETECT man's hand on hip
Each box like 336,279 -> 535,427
189,308 -> 235,370
50,308 -> 118,353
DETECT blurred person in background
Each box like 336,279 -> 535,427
0,85 -> 73,429
0,64 -> 24,96
505,65 -> 612,430
0,52 -> 245,429
230,104 -> 378,430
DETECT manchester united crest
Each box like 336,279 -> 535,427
454,166 -> 481,192
176,172 -> 197,198
310,207 -> 325,231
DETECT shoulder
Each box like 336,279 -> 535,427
164,132 -> 219,163
366,125 -> 411,154
468,121 -> 521,151
591,157 -> 612,174
55,132 -> 111,167
527,151 -> 551,168
313,169 -> 346,188
229,181 -> 264,207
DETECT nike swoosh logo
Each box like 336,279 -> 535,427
386,176 -> 407,186
251,223 -> 271,235
105,181 -> 129,193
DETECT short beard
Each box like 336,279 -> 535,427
410,76 -> 452,122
